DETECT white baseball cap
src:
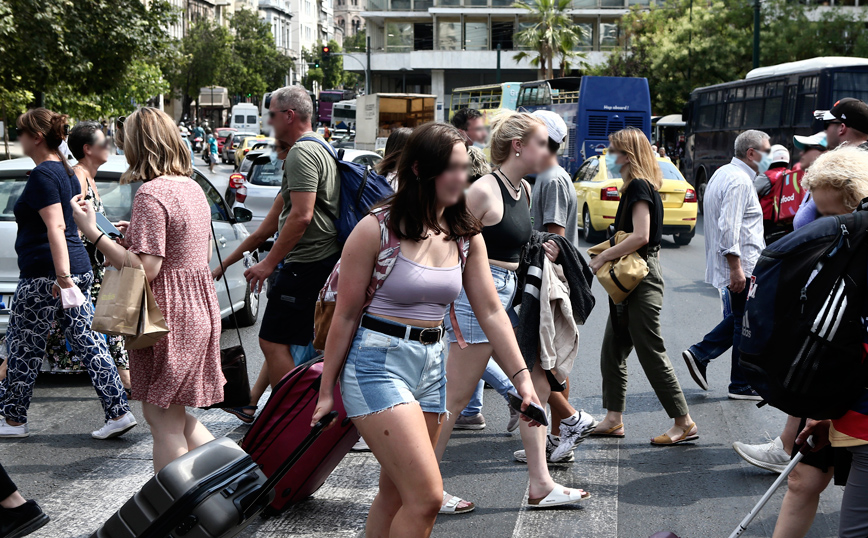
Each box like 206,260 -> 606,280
532,110 -> 567,144
769,144 -> 789,165
793,132 -> 827,151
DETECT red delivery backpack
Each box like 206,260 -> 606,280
772,166 -> 805,224
758,167 -> 787,221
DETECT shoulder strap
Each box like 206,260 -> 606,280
209,220 -> 243,347
297,135 -> 338,160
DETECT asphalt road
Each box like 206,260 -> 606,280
0,163 -> 846,537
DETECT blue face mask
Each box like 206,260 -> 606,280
754,151 -> 773,174
605,151 -> 622,175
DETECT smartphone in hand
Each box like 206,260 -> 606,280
507,389 -> 548,426
95,212 -> 124,240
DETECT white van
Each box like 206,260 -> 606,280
230,103 -> 260,133
260,92 -> 273,136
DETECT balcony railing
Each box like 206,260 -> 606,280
366,0 -> 648,9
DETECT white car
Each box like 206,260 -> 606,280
0,156 -> 261,348
230,148 -> 382,237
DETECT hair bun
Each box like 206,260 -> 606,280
45,113 -> 69,149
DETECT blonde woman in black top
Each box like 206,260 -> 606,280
588,127 -> 697,445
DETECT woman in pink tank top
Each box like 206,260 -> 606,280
311,123 -> 544,538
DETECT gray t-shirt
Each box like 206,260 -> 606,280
531,165 -> 579,247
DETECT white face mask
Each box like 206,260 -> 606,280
753,150 -> 772,174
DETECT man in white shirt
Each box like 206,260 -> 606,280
682,130 -> 769,400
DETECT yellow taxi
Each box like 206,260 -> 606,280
234,135 -> 274,169
573,153 -> 697,245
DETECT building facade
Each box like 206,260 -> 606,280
335,0 -> 365,38
346,0 -> 653,120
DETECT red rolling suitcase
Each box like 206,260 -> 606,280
241,358 -> 359,515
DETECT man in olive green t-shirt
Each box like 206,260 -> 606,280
243,86 -> 341,386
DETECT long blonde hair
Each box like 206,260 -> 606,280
609,128 -> 662,192
489,110 -> 545,166
120,107 -> 192,184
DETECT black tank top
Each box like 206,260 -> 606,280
480,171 -> 533,263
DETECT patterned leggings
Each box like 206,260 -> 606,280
0,273 -> 130,424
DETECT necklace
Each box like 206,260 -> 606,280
497,169 -> 521,195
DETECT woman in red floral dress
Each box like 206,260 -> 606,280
72,107 -> 224,472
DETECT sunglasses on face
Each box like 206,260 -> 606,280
269,109 -> 294,119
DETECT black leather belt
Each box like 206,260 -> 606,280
361,315 -> 444,345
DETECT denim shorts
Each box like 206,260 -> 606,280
340,316 -> 447,418
445,265 -> 518,345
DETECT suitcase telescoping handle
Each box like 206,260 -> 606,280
727,436 -> 816,538
242,410 -> 339,518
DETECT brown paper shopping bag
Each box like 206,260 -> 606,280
91,256 -> 146,337
125,278 -> 169,350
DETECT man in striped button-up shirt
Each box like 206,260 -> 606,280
682,130 -> 769,401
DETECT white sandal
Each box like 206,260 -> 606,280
527,484 -> 590,508
439,491 -> 475,514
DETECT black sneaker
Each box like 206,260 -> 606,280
728,386 -> 763,401
682,349 -> 709,390
0,500 -> 50,538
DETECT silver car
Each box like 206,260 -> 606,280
0,156 -> 260,342
233,148 -> 382,236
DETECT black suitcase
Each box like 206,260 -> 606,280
91,411 -> 337,538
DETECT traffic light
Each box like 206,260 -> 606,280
313,60 -> 320,68
322,45 -> 331,60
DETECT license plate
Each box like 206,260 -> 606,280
0,294 -> 12,312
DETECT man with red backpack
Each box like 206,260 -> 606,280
754,144 -> 798,244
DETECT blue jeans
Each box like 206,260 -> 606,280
461,359 -> 515,417
688,287 -> 750,392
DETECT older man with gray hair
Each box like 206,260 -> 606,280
242,85 -> 341,386
682,129 -> 769,401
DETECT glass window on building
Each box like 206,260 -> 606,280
438,0 -> 460,5
386,22 -> 414,52
491,21 -> 514,49
574,22 -> 593,50
599,22 -> 620,49
600,0 -> 625,6
572,0 -> 599,6
465,20 -> 489,50
367,0 -> 387,9
627,0 -> 651,4
491,0 -> 512,6
414,0 -> 433,10
514,21 -> 535,51
438,20 -> 461,50
391,0 -> 411,9
414,22 -> 433,50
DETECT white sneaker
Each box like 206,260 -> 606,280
549,410 -> 598,462
0,419 -> 29,438
732,435 -> 790,474
513,434 -> 574,463
351,437 -> 370,452
92,412 -> 137,440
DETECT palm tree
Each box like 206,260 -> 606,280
513,0 -> 580,80
556,25 -> 589,77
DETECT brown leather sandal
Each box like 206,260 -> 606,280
650,422 -> 699,446
590,422 -> 625,438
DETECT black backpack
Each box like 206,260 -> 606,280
739,208 -> 868,420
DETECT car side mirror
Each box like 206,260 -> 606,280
233,207 -> 253,223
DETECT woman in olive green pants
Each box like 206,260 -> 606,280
588,128 -> 697,446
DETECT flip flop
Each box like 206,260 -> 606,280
439,491 -> 475,514
223,406 -> 257,424
590,422 -> 625,438
650,422 -> 699,446
527,484 -> 591,508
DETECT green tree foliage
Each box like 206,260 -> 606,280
167,20 -> 234,117
344,29 -> 367,52
0,0 -> 176,103
301,41 -> 353,90
592,0 -> 868,113
226,9 -> 294,97
513,0 -> 586,79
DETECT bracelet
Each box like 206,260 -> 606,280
93,233 -> 107,248
511,367 -> 529,381
58,273 -> 72,279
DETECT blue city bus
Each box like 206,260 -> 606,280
517,76 -> 652,176
682,57 -> 868,209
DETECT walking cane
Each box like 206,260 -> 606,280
728,436 -> 816,538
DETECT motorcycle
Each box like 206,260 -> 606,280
201,148 -> 211,165
193,136 -> 203,152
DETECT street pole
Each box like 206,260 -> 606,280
496,43 -> 501,84
753,0 -> 761,69
366,35 -> 372,95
